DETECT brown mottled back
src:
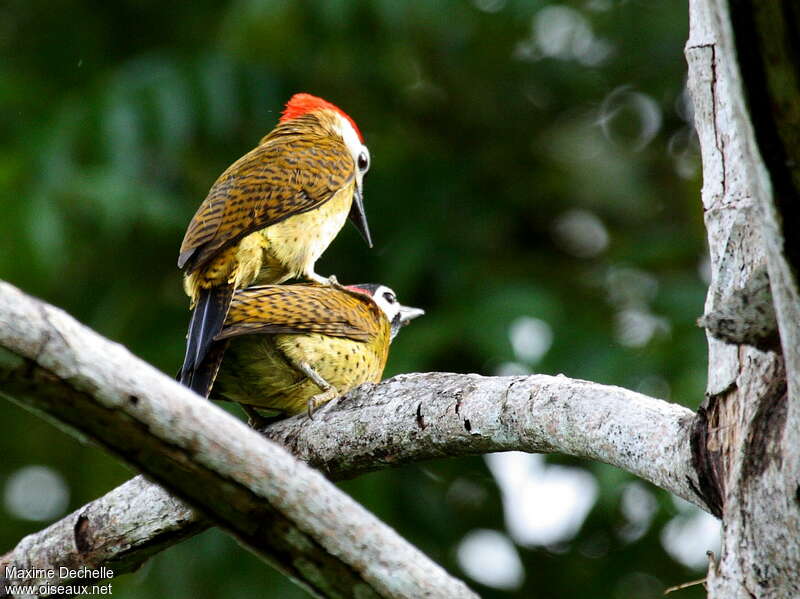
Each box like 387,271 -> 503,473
178,113 -> 355,273
217,284 -> 386,343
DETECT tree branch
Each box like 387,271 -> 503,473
265,372 -> 702,508
0,280 -> 476,599
1,275 -> 706,592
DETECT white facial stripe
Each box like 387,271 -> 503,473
335,113 -> 367,166
372,285 -> 401,322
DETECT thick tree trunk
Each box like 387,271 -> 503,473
686,0 -> 800,596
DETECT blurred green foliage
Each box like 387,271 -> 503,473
0,1 -> 710,597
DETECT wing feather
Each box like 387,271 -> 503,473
179,115 -> 355,272
216,285 -> 384,343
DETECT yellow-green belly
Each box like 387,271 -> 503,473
212,331 -> 386,416
259,181 -> 355,283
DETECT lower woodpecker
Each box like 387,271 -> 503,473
192,283 -> 424,422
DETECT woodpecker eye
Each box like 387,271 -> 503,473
357,150 -> 370,172
383,291 -> 396,304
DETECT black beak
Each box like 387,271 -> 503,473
348,186 -> 373,248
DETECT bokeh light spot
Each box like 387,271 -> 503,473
661,506 -> 721,569
615,309 -> 671,347
618,481 -> 657,543
509,317 -> 553,364
533,5 -> 611,66
4,465 -> 69,521
553,209 -> 610,258
457,529 -> 524,590
495,361 -> 531,376
472,0 -> 506,14
486,453 -> 598,546
598,86 -> 663,151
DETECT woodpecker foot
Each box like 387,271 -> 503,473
303,271 -> 349,290
292,360 -> 338,419
327,275 -> 348,291
304,271 -> 331,285
314,393 -> 343,418
306,386 -> 340,419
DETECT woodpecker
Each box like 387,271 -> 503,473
178,93 -> 372,392
191,283 -> 423,422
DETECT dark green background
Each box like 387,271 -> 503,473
1,1 -> 711,597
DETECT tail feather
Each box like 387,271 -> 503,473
179,285 -> 234,394
186,340 -> 229,399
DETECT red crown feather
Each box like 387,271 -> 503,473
346,285 -> 371,296
280,93 -> 364,142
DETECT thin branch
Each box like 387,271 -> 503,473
1,279 -> 706,592
0,281 -> 476,599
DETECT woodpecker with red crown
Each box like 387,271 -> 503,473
177,93 -> 372,392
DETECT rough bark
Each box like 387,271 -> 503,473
697,263 -> 779,351
686,0 -> 800,596
0,281 -> 476,599
267,372 -> 701,506
1,369 -> 702,592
